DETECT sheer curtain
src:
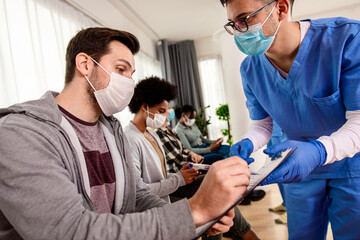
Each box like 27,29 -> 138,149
168,40 -> 204,111
0,0 -> 99,108
198,56 -> 227,140
0,0 -> 162,126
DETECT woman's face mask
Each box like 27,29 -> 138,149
145,106 -> 167,129
184,115 -> 195,127
84,57 -> 135,116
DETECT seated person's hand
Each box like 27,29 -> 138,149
210,141 -> 221,151
180,163 -> 199,184
216,138 -> 223,144
206,208 -> 234,236
230,139 -> 254,164
188,157 -> 250,226
189,152 -> 204,163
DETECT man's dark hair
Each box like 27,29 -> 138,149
175,105 -> 196,119
65,27 -> 140,84
128,76 -> 178,113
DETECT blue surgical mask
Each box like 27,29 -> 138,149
234,4 -> 281,56
167,109 -> 175,121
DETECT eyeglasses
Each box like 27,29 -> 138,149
224,0 -> 278,35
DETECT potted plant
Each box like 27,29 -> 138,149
195,105 -> 211,137
215,104 -> 233,145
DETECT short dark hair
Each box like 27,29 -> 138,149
65,27 -> 140,84
220,0 -> 294,9
128,76 -> 178,113
175,105 -> 196,119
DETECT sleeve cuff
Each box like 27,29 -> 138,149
160,199 -> 197,239
176,171 -> 186,186
317,136 -> 335,165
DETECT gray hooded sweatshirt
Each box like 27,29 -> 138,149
0,91 -> 196,240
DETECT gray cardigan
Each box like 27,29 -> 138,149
174,123 -> 215,155
124,122 -> 185,203
0,91 -> 196,240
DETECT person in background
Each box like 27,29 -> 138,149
0,27 -> 251,239
155,111 -> 206,200
175,104 -> 266,205
267,121 -> 288,224
125,77 -> 200,203
156,107 -> 203,174
126,77 -> 261,240
158,109 -> 262,240
174,104 -> 230,164
220,0 -> 360,239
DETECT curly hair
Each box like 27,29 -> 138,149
128,76 -> 178,113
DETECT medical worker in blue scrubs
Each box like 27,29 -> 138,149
220,0 -> 360,239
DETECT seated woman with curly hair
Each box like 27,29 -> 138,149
124,76 -> 260,240
124,76 -> 200,202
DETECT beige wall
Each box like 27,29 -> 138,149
194,36 -> 221,59
66,0 -> 158,59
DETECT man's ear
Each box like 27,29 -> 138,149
141,103 -> 148,112
75,53 -> 94,76
277,0 -> 290,21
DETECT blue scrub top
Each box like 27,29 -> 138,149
267,121 -> 288,148
241,17 -> 360,179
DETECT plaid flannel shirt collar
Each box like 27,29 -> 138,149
156,127 -> 190,173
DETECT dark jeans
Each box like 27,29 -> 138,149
203,207 -> 251,240
170,175 -> 205,200
195,144 -> 231,164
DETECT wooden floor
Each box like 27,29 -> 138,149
220,184 -> 334,240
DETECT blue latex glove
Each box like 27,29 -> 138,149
260,140 -> 327,185
230,139 -> 254,164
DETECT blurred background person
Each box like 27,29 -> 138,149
125,77 -> 198,202
175,104 -> 230,164
126,77 -> 261,240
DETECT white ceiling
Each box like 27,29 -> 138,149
112,0 -> 360,42
115,0 -> 228,41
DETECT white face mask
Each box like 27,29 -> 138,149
84,57 -> 135,116
184,115 -> 195,127
145,106 -> 167,129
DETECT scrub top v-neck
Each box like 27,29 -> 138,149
240,17 -> 360,178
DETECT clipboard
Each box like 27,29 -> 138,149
195,148 -> 296,237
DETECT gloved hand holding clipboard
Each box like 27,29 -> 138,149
195,148 -> 296,237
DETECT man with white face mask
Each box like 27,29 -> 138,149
220,0 -> 360,239
0,27 -> 252,239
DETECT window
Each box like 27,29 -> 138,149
198,56 -> 227,140
0,0 -> 162,126
0,0 -> 99,107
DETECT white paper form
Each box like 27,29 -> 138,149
248,148 -> 295,191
